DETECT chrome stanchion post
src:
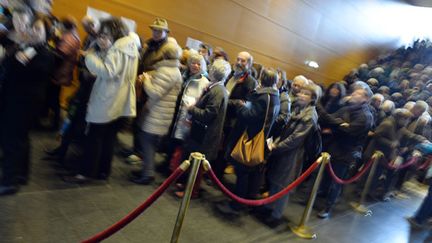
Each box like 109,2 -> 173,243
170,152 -> 204,243
290,152 -> 330,239
350,151 -> 383,216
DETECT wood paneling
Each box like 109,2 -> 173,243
52,0 -> 401,85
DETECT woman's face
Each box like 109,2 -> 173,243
97,29 -> 113,50
189,60 -> 201,75
12,12 -> 31,34
329,86 -> 340,98
297,89 -> 313,106
31,20 -> 46,44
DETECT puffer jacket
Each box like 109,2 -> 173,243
138,59 -> 182,135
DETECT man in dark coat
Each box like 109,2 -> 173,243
318,82 -> 374,218
217,51 -> 257,178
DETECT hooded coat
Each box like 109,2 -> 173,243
85,35 -> 139,123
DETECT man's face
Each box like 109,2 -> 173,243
292,80 -> 305,95
349,89 -> 367,105
234,53 -> 249,73
151,28 -> 166,41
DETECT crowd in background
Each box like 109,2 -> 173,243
0,0 -> 431,229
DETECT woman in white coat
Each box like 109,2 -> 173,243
63,18 -> 139,183
131,41 -> 183,184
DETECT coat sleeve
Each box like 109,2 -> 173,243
400,127 -> 428,146
275,92 -> 291,124
57,34 -> 79,57
228,77 -> 257,107
374,121 -> 395,149
237,97 -> 266,122
85,48 -> 123,80
334,112 -> 371,137
189,89 -> 224,124
273,118 -> 313,154
317,103 -> 344,126
143,70 -> 172,101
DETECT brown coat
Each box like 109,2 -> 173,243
52,31 -> 80,86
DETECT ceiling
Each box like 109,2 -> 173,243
403,0 -> 432,7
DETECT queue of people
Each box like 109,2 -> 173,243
0,0 -> 431,230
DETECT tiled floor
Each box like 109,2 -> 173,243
0,130 -> 431,243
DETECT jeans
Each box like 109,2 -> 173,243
414,182 -> 432,224
137,130 -> 160,178
323,162 -> 350,208
265,183 -> 290,219
230,161 -> 263,210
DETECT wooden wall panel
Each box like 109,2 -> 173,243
52,0 -> 401,85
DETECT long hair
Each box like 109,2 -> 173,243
98,17 -> 128,42
321,82 -> 346,106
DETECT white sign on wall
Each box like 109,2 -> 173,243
87,7 -> 136,32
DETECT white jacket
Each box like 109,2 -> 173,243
85,35 -> 139,123
139,59 -> 182,135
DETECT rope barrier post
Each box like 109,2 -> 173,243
350,151 -> 383,216
290,152 -> 330,239
170,152 -> 204,243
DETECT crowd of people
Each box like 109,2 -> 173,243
0,0 -> 431,230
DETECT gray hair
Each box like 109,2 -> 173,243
187,52 -> 207,73
351,81 -> 373,98
209,59 -> 232,82
371,93 -> 385,103
381,100 -> 395,113
415,100 -> 429,113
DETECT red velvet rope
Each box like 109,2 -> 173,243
383,157 -> 418,170
418,158 -> 432,170
207,160 -> 320,206
326,157 -> 375,185
81,166 -> 185,243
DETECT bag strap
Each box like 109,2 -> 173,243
262,94 -> 271,133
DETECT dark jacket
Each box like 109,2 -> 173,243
268,105 -> 318,187
224,71 -> 257,128
322,103 -> 374,164
188,82 -> 228,161
270,89 -> 291,137
363,116 -> 426,162
225,87 -> 280,161
0,44 -> 56,130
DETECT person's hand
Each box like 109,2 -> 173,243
267,143 -> 276,152
368,131 -> 375,137
322,128 -> 332,134
340,123 -> 350,128
15,51 -> 29,64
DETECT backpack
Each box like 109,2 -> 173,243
303,123 -> 322,167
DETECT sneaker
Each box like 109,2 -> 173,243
125,154 -> 142,165
317,208 -> 331,219
215,201 -> 240,217
62,174 -> 90,184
